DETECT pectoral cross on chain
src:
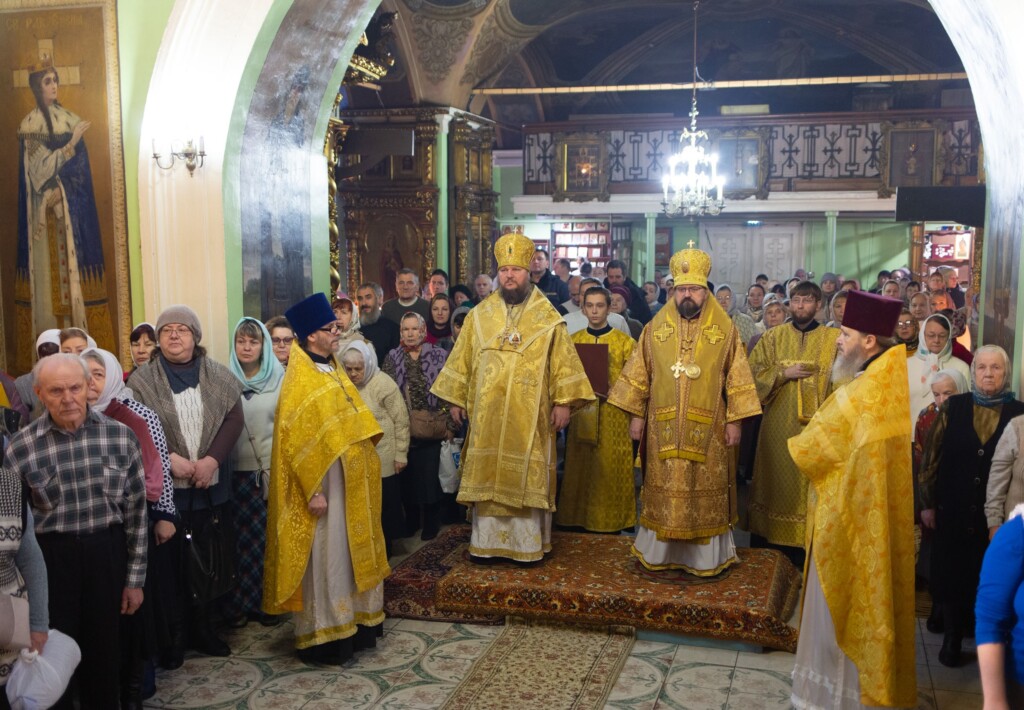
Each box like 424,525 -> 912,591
671,360 -> 686,379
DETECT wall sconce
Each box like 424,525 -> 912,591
152,138 -> 206,177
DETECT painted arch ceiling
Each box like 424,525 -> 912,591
346,0 -> 967,148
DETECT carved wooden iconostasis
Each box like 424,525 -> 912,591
336,108 -> 495,297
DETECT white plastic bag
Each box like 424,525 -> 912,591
439,438 -> 463,494
6,628 -> 81,710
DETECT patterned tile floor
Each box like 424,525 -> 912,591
143,536 -> 984,710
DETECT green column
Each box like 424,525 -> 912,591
644,212 -> 657,281
825,210 -> 838,274
435,113 -> 451,275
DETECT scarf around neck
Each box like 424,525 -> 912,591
228,317 -> 285,395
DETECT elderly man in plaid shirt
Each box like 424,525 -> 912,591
4,353 -> 147,710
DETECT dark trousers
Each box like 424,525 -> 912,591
37,525 -> 127,710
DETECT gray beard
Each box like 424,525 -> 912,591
501,282 -> 532,305
360,309 -> 381,326
830,348 -> 865,385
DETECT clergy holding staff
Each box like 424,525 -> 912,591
431,231 -> 595,564
608,247 -> 762,577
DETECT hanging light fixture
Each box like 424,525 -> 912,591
662,0 -> 725,218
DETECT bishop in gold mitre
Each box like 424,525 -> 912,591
431,231 -> 595,562
608,247 -> 761,576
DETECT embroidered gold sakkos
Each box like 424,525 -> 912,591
263,342 -> 389,613
430,286 -> 595,516
608,298 -> 761,540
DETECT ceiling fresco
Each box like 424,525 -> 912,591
356,0 -> 968,148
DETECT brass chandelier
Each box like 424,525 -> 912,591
661,0 -> 725,218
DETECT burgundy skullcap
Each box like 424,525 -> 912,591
609,285 -> 631,307
841,290 -> 902,337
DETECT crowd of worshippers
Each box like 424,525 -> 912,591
1,237 -> 1022,709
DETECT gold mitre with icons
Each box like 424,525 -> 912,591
494,231 -> 535,270
670,248 -> 712,287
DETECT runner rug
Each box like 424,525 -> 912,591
435,532 -> 802,652
384,525 -> 502,624
440,617 -> 634,710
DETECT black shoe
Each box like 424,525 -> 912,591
160,625 -> 186,670
926,604 -> 944,634
189,628 -> 231,657
938,634 -> 962,667
259,613 -> 286,627
353,625 -> 379,651
469,554 -> 501,565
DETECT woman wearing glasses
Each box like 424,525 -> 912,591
906,313 -> 971,436
265,316 -> 296,369
130,305 -> 245,663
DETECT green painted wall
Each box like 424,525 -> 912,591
804,221 -> 910,286
494,165 -> 522,220
117,0 -> 177,321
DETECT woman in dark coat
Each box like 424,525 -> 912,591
921,345 -> 1024,667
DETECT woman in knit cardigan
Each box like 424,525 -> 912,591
341,340 -> 409,557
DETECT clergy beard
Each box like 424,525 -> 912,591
791,312 -> 815,328
360,309 -> 381,326
831,345 -> 866,384
501,281 -> 533,305
676,298 -> 702,320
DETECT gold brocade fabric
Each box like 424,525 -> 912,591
557,328 -> 637,532
607,303 -> 761,541
787,346 -> 917,708
263,343 -> 389,614
646,300 -> 742,463
748,323 -> 839,547
430,287 -> 596,512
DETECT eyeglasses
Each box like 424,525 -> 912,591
318,324 -> 339,334
789,296 -> 817,306
162,326 -> 192,338
271,337 -> 294,346
676,286 -> 704,295
896,320 -> 915,327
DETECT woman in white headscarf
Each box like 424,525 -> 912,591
340,340 -> 409,556
81,347 -> 178,706
906,314 -> 971,435
715,284 -> 760,345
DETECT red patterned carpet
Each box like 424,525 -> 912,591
434,532 -> 802,652
384,526 -> 502,624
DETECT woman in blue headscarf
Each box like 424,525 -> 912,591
227,317 -> 284,625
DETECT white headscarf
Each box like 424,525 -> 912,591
927,367 -> 969,397
340,340 -> 379,389
35,329 -> 60,352
81,348 -> 131,412
914,313 -> 955,373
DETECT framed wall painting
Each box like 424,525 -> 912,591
0,0 -> 129,375
878,121 -> 945,197
552,131 -> 610,203
711,127 -> 770,200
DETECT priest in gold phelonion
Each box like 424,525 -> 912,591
608,247 -> 762,576
431,231 -> 595,563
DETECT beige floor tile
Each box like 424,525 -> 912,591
734,649 -> 795,673
672,644 -> 739,667
928,663 -> 983,694
932,689 -> 984,710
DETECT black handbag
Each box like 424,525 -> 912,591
181,491 -> 237,604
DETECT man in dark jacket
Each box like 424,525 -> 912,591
605,259 -> 652,324
530,249 -> 570,308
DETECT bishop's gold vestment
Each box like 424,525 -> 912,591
748,321 -> 839,547
788,346 -> 916,708
430,286 -> 595,557
263,343 -> 389,615
608,299 -> 761,545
